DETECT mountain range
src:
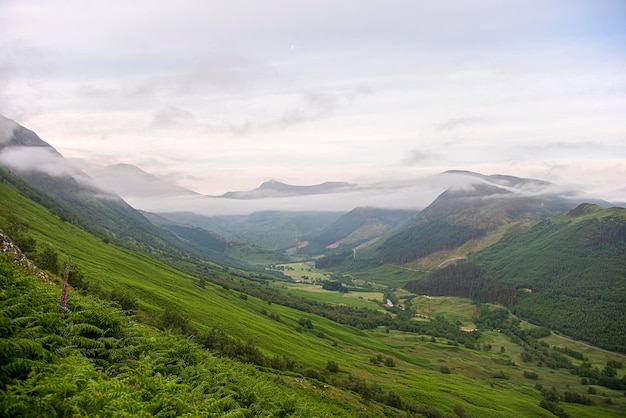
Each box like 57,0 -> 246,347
1,115 -> 625,346
1,114 -> 626,416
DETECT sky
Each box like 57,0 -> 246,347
1,0 -> 625,203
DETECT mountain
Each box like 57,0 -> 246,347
0,116 -> 248,270
306,207 -> 417,249
221,179 -> 357,199
377,171 -> 591,265
2,117 -> 625,416
158,210 -> 343,251
0,115 -> 59,150
89,163 -> 199,199
141,210 -> 289,265
405,203 -> 626,352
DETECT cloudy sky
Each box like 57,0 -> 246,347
1,0 -> 625,201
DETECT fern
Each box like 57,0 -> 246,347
0,243 -> 360,416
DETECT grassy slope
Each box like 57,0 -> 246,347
0,255 -> 366,417
2,181 -> 625,417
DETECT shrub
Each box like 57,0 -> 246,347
523,371 -> 539,380
492,370 -> 509,379
34,242 -> 60,274
326,360 -> 339,373
110,289 -> 139,312
298,318 -> 313,329
439,365 -> 451,374
160,306 -> 195,335
453,404 -> 467,417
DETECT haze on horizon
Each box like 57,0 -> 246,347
1,0 -> 625,202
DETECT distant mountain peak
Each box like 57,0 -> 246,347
221,180 -> 357,199
441,170 -> 551,189
91,163 -> 199,198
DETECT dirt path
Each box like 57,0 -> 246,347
436,256 -> 466,268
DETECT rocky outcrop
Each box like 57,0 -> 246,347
0,228 -> 52,283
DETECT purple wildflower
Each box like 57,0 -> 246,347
60,258 -> 70,313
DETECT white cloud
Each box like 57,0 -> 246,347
0,0 -> 624,204
0,146 -> 78,177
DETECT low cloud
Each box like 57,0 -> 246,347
436,116 -> 484,132
119,182 -> 444,216
0,116 -> 18,144
0,146 -> 81,178
403,149 -> 441,165
151,106 -> 197,128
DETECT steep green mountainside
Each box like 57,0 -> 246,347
0,180 -> 311,357
405,204 -> 626,352
0,255 -> 359,417
303,207 -> 416,251
378,181 -> 576,265
2,176 -> 626,416
0,167 -> 251,271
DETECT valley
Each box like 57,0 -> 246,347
0,117 -> 625,416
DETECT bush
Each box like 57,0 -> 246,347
326,360 -> 340,373
492,370 -> 509,379
523,371 -> 539,380
453,404 -> 467,417
110,289 -> 139,312
160,306 -> 196,335
34,242 -> 60,274
298,318 -> 313,329
439,365 -> 451,374
384,357 -> 396,367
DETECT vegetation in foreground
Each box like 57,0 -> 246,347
0,252 -> 366,417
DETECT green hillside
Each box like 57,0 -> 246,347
307,207 -> 416,248
474,204 -> 626,352
377,182 -> 575,265
0,251 -> 360,416
0,168 -> 248,271
405,204 -> 626,352
2,180 -> 626,416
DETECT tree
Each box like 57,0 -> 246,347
384,357 -> 396,367
602,366 -> 617,378
326,360 -> 340,373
